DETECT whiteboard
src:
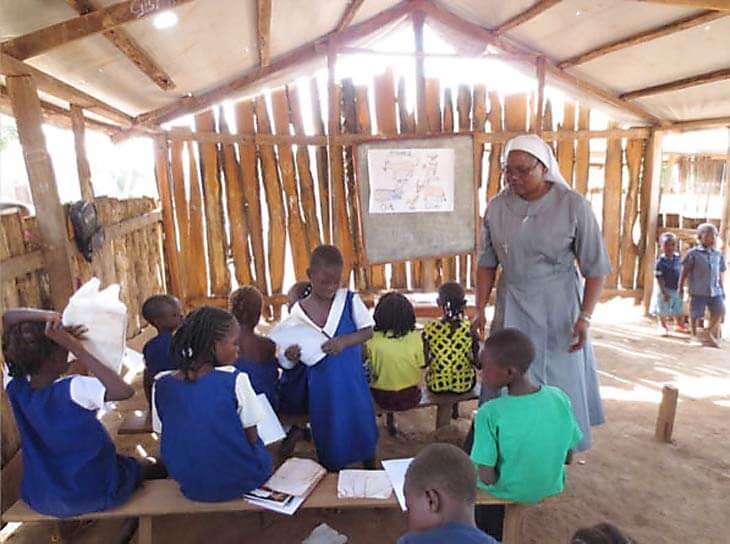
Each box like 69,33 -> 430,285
356,135 -> 476,264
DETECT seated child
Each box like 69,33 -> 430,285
152,306 -> 272,502
283,245 -> 378,471
651,232 -> 685,336
276,280 -> 311,416
366,292 -> 424,435
471,328 -> 582,540
679,222 -> 726,347
230,286 -> 279,409
398,443 -> 498,544
141,294 -> 182,408
2,309 -> 143,517
423,282 -> 480,396
571,522 -> 634,544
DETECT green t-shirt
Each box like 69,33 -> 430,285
365,330 -> 424,391
470,385 -> 582,504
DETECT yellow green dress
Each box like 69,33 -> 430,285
423,319 -> 476,394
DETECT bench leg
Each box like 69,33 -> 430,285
137,516 -> 152,544
502,504 -> 526,544
435,405 -> 451,430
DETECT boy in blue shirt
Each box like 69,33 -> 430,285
679,223 -> 726,347
652,232 -> 685,335
471,328 -> 582,540
141,295 -> 183,408
399,443 -> 498,544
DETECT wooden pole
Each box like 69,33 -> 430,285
641,130 -> 665,313
6,75 -> 74,310
70,105 -> 94,201
534,57 -> 545,136
721,127 -> 730,264
655,385 -> 679,442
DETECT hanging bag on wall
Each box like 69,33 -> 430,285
68,200 -> 105,262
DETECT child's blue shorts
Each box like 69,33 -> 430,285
689,295 -> 725,321
651,288 -> 683,317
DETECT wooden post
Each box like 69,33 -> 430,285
655,385 -> 679,442
721,127 -> 730,265
603,123 -> 622,288
534,57 -> 545,136
6,75 -> 74,310
641,130 -> 664,313
502,503 -> 527,544
70,104 -> 94,201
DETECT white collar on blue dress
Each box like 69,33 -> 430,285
290,288 -> 348,338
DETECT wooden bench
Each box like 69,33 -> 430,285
2,474 -> 527,544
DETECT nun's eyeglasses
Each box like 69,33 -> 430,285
502,160 -> 540,177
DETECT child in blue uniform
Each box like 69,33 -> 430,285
2,309 -> 142,518
276,281 -> 311,415
283,245 -> 378,470
152,306 -> 272,502
230,286 -> 279,409
141,294 -> 182,408
651,232 -> 685,336
399,443 -> 498,544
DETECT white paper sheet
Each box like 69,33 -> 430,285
268,318 -> 328,368
256,394 -> 286,445
244,492 -> 305,516
382,458 -> 414,511
336,470 -> 393,500
303,523 -> 348,544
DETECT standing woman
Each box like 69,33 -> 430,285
472,134 -> 609,452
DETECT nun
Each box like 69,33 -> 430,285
473,134 -> 610,452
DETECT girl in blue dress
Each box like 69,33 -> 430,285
230,286 -> 279,409
152,306 -> 272,502
283,245 -> 378,470
2,309 -> 143,518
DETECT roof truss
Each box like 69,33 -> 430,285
493,0 -> 562,35
620,67 -> 730,100
256,0 -> 272,67
335,0 -> 366,33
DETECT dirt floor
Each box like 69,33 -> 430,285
2,299 -> 729,544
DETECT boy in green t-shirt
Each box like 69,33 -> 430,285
470,328 -> 582,540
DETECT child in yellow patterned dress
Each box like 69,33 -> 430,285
423,282 -> 480,408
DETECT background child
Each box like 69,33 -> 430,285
399,443 -> 498,544
651,232 -> 685,335
366,291 -> 424,436
141,294 -> 182,409
471,328 -> 582,540
679,223 -> 726,347
276,281 -> 311,416
152,306 -> 272,502
571,522 -> 634,543
230,286 -> 279,409
2,309 -> 143,518
423,282 -> 480,418
284,245 -> 378,470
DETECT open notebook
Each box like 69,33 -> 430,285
244,458 -> 326,515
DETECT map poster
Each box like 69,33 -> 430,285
367,148 -> 455,214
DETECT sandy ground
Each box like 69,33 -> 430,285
2,299 -> 729,544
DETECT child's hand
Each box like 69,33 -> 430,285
285,344 -> 302,363
322,337 -> 345,355
44,320 -> 85,353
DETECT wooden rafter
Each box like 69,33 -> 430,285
667,115 -> 730,131
638,0 -> 730,10
256,0 -> 272,67
335,0 -> 366,33
65,0 -> 177,90
1,0 -> 194,61
493,0 -> 562,35
620,67 -> 730,100
558,10 -> 727,68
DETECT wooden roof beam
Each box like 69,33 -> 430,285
493,0 -> 562,35
620,67 -> 730,100
558,10 -> 727,68
335,0 -> 366,33
667,115 -> 730,131
638,0 -> 730,10
256,0 -> 272,67
65,0 -> 177,91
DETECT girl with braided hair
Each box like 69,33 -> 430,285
152,306 -> 272,502
423,282 -> 480,397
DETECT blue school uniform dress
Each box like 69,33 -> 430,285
651,253 -> 683,317
4,373 -> 140,517
288,289 -> 378,470
143,332 -> 175,377
277,364 -> 308,415
234,357 -> 279,410
152,366 -> 272,502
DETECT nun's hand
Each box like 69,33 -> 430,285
569,319 -> 589,352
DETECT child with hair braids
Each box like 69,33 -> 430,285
230,286 -> 279,409
152,306 -> 272,502
423,282 -> 480,398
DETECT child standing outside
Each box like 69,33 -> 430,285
2,309 -> 143,517
366,292 -> 424,435
152,306 -> 272,501
399,443 -> 498,544
651,233 -> 685,336
679,223 -> 726,347
471,328 -> 582,540
141,294 -> 183,409
283,245 -> 378,471
230,286 -> 279,409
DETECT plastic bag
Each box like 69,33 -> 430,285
62,278 -> 127,374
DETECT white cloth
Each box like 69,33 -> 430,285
503,134 -> 569,186
3,372 -> 106,411
152,366 -> 265,434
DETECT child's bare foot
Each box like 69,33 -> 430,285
708,326 -> 721,348
386,412 -> 397,437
